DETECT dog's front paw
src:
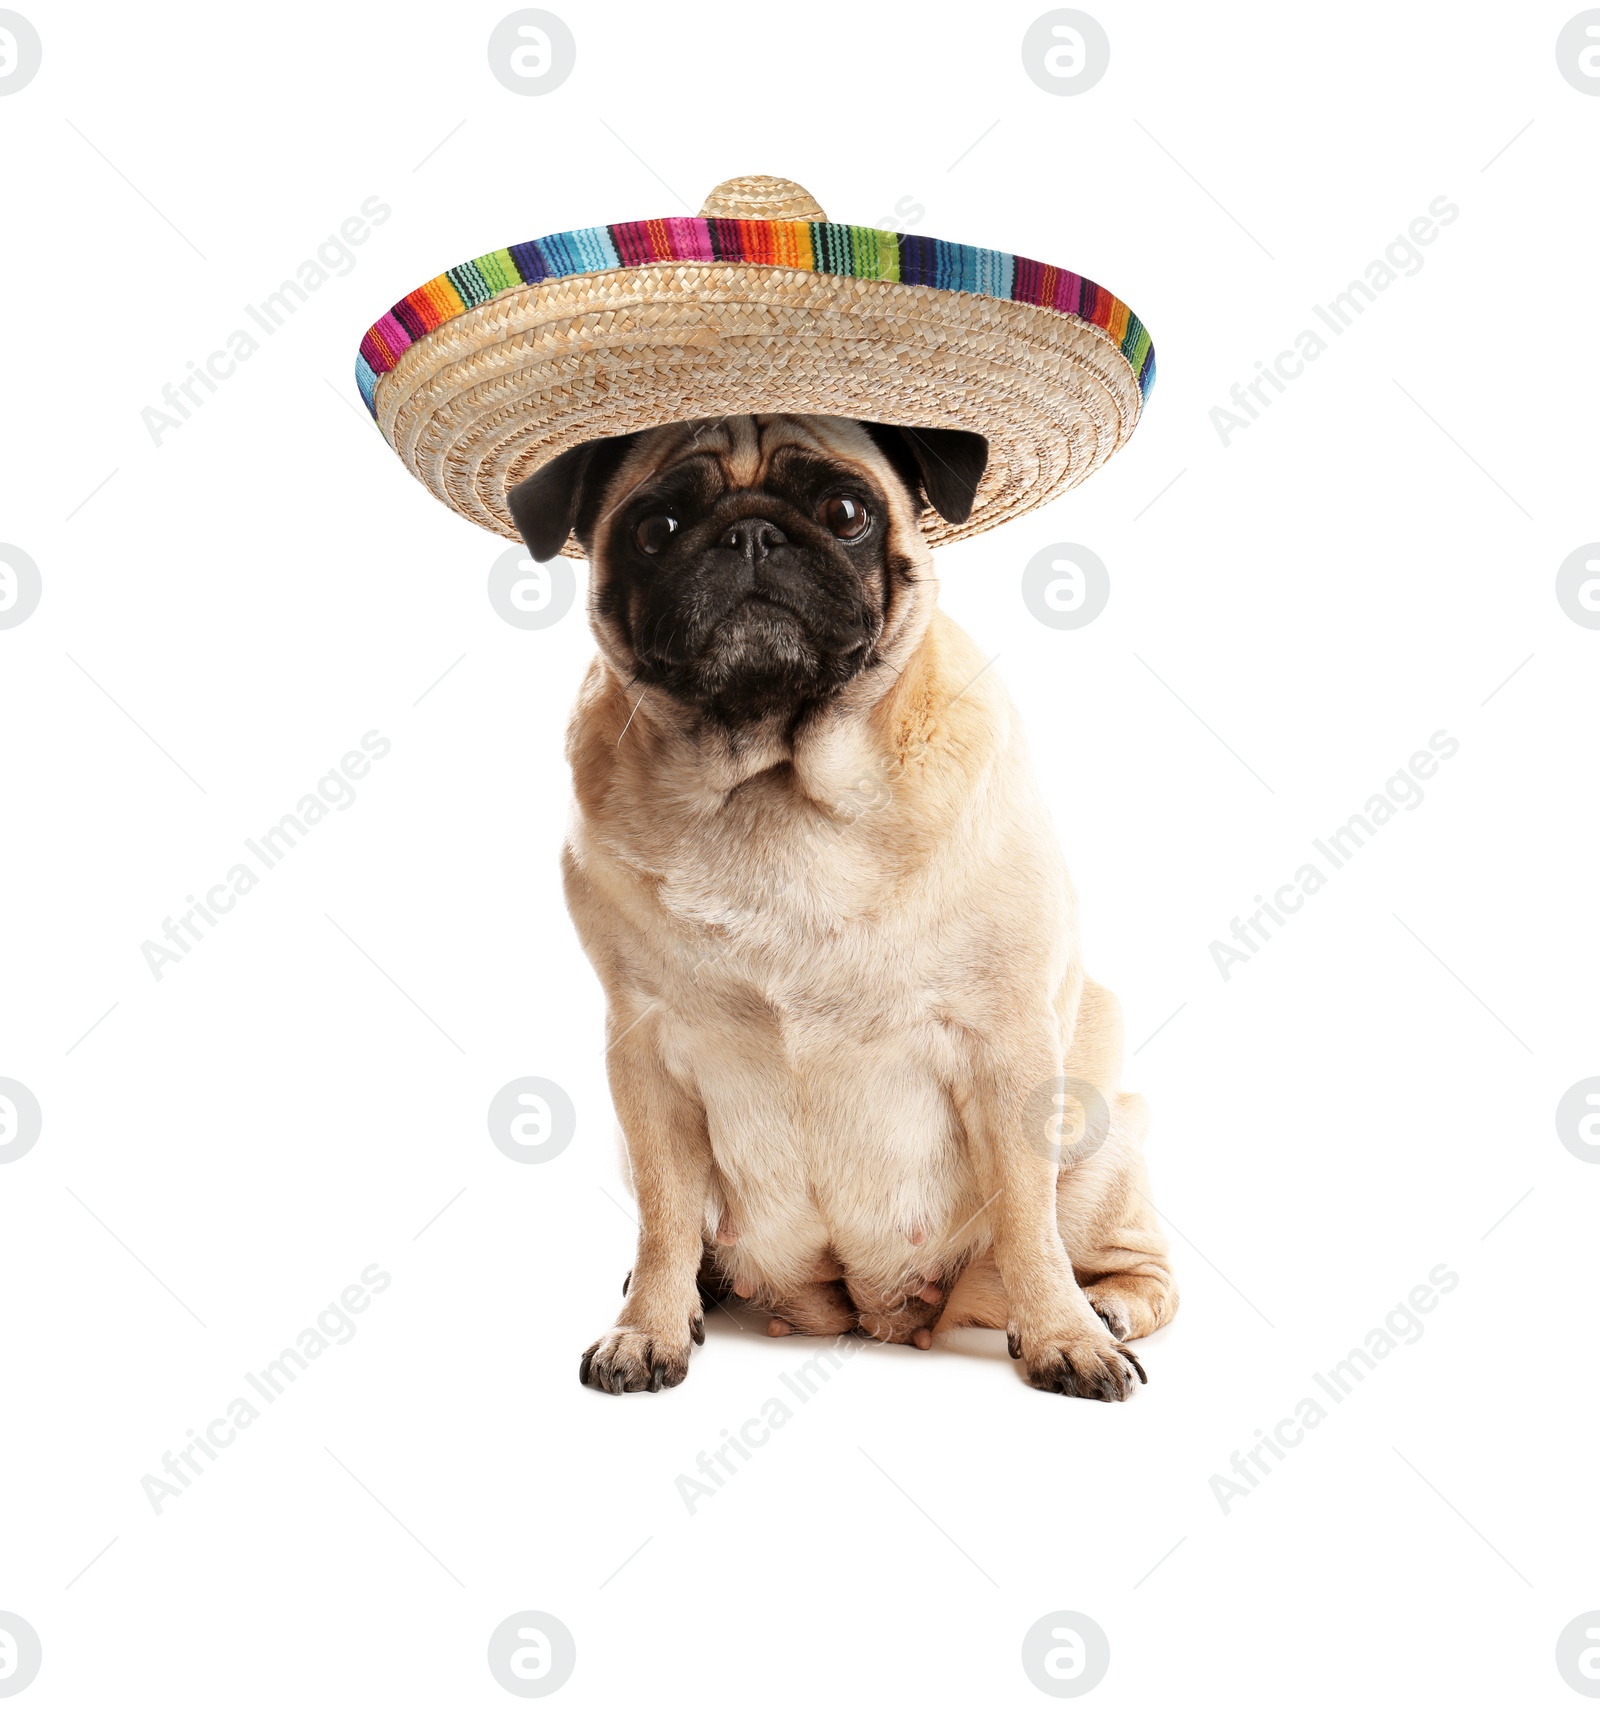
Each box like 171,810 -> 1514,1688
1011,1324 -> 1147,1401
579,1325 -> 695,1394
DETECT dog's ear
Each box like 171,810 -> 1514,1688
507,433 -> 641,561
862,423 -> 989,525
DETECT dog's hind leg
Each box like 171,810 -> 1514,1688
1049,978 -> 1177,1344
1059,1094 -> 1177,1343
934,1249 -> 1009,1331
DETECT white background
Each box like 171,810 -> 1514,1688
2,1 -> 1597,1703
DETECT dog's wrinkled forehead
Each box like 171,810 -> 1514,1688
614,414 -> 891,508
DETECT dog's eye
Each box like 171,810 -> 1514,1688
820,495 -> 870,540
633,513 -> 679,555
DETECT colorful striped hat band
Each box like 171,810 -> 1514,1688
357,175 -> 1155,554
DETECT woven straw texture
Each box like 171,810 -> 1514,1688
699,175 -> 826,219
362,177 -> 1152,554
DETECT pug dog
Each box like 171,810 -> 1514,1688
508,413 -> 1176,1400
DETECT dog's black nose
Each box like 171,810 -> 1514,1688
719,519 -> 787,560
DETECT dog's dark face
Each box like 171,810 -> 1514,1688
507,415 -> 987,727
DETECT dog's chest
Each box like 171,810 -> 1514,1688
643,818 -> 972,1252
652,809 -> 932,1049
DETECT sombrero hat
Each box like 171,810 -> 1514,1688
356,174 -> 1154,556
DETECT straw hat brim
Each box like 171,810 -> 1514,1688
357,219 -> 1154,556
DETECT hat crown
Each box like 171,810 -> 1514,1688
698,175 -> 827,221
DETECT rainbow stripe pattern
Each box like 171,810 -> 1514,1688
355,217 -> 1155,416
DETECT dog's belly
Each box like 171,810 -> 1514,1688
658,978 -> 986,1295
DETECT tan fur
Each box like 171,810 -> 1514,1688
567,415 -> 1175,1398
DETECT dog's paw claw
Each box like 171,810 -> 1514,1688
1020,1331 -> 1145,1401
1091,1299 -> 1131,1341
579,1327 -> 690,1394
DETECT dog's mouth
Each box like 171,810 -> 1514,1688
639,571 -> 867,659
658,597 -> 818,681
718,585 -> 796,612
715,587 -> 815,629
632,584 -> 876,723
